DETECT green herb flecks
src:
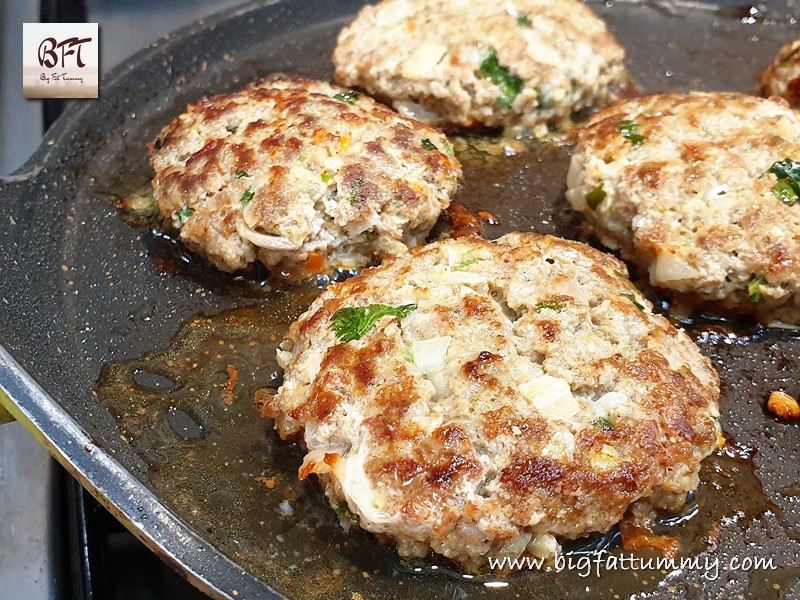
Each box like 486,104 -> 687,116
421,138 -> 438,151
333,91 -> 360,105
234,170 -> 249,179
585,183 -> 607,210
240,189 -> 254,205
225,124 -> 239,134
618,120 -> 647,148
535,301 -> 562,311
350,178 -> 364,205
401,345 -> 414,363
452,258 -> 482,271
768,158 -> 800,206
516,13 -> 531,28
363,230 -> 375,243
477,48 -> 524,109
334,501 -> 359,528
621,292 -> 646,312
748,275 -> 768,302
321,169 -> 335,185
331,303 -> 418,342
592,417 -> 614,431
175,205 -> 194,224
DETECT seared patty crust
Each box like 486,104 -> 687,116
333,0 -> 627,135
566,92 -> 800,325
267,233 -> 721,569
759,40 -> 800,107
148,76 -> 461,280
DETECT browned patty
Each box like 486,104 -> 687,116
148,75 -> 461,280
267,232 -> 721,569
333,0 -> 628,135
759,40 -> 800,107
566,92 -> 800,325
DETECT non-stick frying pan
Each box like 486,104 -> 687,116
1,1 -> 799,599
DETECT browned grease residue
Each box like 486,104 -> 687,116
95,290 -> 786,600
95,119 -> 800,598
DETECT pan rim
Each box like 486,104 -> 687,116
1,1 -> 798,599
0,343 -> 285,600
0,1 -> 305,598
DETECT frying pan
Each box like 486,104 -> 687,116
1,1 -> 799,599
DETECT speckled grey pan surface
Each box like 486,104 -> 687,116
1,1 -> 799,599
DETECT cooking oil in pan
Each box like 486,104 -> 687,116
99,135 -> 800,598
95,296 -> 792,600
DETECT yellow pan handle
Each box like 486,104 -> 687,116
0,390 -> 17,424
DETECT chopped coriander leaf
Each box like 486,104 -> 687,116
401,345 -> 414,363
234,170 -> 249,179
477,48 -> 523,109
363,230 -> 375,243
334,501 -> 359,527
620,292 -> 645,311
225,124 -> 238,134
321,169 -> 334,184
350,178 -> 364,204
585,182 -> 607,210
452,257 -> 481,271
772,179 -> 799,205
240,189 -> 254,205
592,417 -> 614,431
175,206 -> 194,220
331,303 -> 417,342
768,158 -> 800,206
516,13 -> 531,27
535,301 -> 562,311
748,275 -> 767,302
421,138 -> 438,151
768,158 -> 800,182
333,91 -> 360,105
618,120 -> 647,148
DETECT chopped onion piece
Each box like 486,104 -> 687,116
768,321 -> 800,330
428,370 -> 449,399
395,100 -> 441,123
590,444 -> 621,472
338,443 -> 396,524
596,391 -> 628,414
401,42 -> 447,79
528,533 -> 560,559
519,375 -> 579,420
236,220 -> 300,250
452,271 -> 487,285
412,336 -> 452,376
541,430 -> 575,461
276,349 -> 293,369
651,251 -> 698,283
